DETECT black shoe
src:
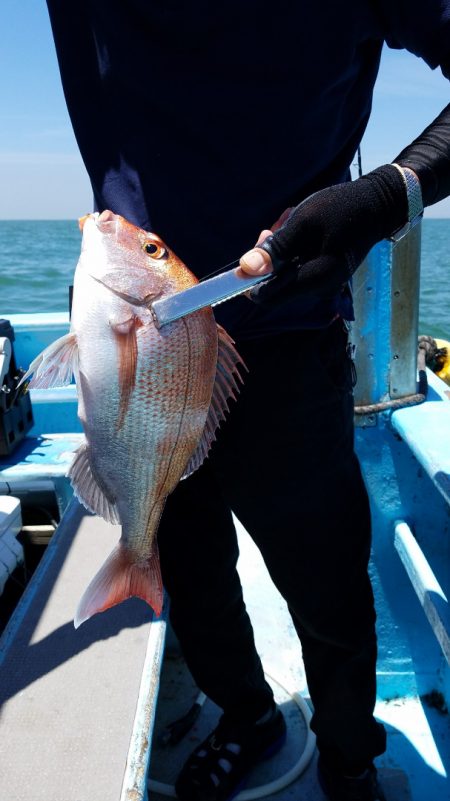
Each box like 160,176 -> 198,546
175,704 -> 287,801
318,756 -> 387,801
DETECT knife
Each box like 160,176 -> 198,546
150,262 -> 271,328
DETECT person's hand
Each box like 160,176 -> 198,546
239,165 -> 411,306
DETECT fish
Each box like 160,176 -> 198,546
21,210 -> 245,628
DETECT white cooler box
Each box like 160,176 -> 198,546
0,496 -> 23,595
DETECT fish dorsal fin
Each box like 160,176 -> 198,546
182,325 -> 246,479
19,332 -> 78,389
68,442 -> 120,525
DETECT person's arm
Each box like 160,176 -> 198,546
240,105 -> 450,305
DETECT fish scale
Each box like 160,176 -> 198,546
21,210 -> 244,628
111,313 -> 217,557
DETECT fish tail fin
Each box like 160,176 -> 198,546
74,542 -> 163,628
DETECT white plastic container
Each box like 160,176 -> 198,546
0,496 -> 24,595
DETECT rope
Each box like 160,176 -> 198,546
148,672 -> 316,799
354,342 -> 428,415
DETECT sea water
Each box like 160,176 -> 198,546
0,218 -> 449,338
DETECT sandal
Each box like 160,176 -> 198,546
175,704 -> 287,801
318,757 -> 387,801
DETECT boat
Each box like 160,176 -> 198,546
0,223 -> 449,801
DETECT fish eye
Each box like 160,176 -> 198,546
143,240 -> 167,259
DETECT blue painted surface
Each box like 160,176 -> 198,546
392,371 -> 450,506
29,387 -> 81,435
361,240 -> 393,404
2,312 -> 82,434
349,239 -> 450,713
356,392 -> 450,701
0,433 -> 83,514
394,520 -> 450,665
5,312 -> 70,367
0,433 -> 83,479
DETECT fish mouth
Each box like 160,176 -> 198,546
97,209 -> 119,225
78,212 -> 98,231
96,210 -> 121,235
78,211 -> 121,235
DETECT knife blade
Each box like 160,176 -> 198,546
150,263 -> 271,328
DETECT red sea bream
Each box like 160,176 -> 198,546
22,211 -> 244,627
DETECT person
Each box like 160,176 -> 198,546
45,3 -> 450,800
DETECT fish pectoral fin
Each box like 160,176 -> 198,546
68,442 -> 120,525
74,542 -> 164,628
19,331 -> 78,389
182,324 -> 246,479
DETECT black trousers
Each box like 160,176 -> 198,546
157,319 -> 386,773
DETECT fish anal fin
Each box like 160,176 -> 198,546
19,332 -> 78,389
182,325 -> 246,478
68,442 -> 120,525
74,543 -> 163,628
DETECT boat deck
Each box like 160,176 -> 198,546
0,499 -> 166,801
149,520 -> 450,801
1,495 -> 449,801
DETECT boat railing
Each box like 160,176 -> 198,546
353,225 -> 450,718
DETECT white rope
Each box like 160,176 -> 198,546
148,671 -> 316,799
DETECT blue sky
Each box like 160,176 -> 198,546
0,2 -> 449,219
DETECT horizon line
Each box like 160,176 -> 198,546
0,216 -> 449,222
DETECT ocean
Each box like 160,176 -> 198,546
0,218 -> 449,338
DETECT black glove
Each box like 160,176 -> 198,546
251,103 -> 450,307
250,164 -> 408,306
